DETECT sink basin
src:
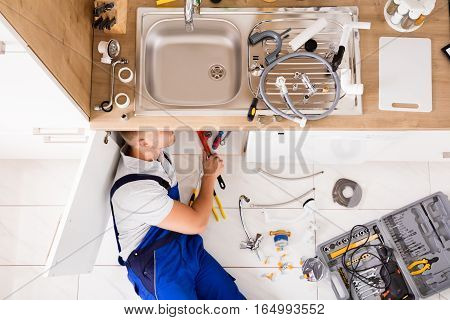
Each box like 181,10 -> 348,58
135,7 -> 363,116
144,18 -> 242,107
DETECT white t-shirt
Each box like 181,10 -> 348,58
111,146 -> 177,260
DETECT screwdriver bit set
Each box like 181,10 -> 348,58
381,192 -> 450,297
317,192 -> 450,300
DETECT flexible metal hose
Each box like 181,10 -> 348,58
249,188 -> 314,208
259,52 -> 341,124
239,195 -> 252,241
257,169 -> 324,181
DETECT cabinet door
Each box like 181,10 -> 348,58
46,130 -> 121,276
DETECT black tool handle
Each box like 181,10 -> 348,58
247,98 -> 258,122
331,46 -> 346,72
217,175 -> 226,189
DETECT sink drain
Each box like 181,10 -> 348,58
209,64 -> 226,80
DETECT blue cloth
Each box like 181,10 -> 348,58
117,182 -> 245,300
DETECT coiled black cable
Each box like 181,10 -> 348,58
341,225 -> 393,299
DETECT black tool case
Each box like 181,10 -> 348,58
317,192 -> 450,300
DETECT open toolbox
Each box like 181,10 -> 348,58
317,192 -> 450,300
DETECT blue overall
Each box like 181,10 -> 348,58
110,173 -> 245,300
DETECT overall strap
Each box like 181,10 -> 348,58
163,152 -> 172,165
110,174 -> 171,266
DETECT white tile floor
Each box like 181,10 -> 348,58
0,158 -> 449,300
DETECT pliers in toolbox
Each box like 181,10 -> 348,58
407,257 -> 439,276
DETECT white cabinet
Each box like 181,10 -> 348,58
46,131 -> 120,276
246,131 -> 450,164
0,13 -> 88,159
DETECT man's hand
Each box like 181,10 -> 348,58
202,151 -> 224,178
158,152 -> 224,234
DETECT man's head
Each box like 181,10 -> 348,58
120,130 -> 175,151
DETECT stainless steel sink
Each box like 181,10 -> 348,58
144,18 -> 241,107
135,7 -> 363,116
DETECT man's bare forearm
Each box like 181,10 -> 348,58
191,175 -> 215,220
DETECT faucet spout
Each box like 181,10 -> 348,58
185,0 -> 201,32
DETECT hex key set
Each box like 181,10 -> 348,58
317,192 -> 450,300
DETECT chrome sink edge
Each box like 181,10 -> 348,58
141,17 -> 243,107
137,7 -> 358,15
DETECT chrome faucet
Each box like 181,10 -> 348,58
185,0 -> 201,32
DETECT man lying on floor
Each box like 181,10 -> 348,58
110,130 -> 245,300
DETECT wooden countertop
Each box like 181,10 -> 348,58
90,0 -> 450,130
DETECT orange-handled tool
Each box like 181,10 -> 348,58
197,131 -> 226,189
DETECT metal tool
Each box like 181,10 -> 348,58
212,131 -> 225,150
420,203 -> 446,248
196,131 -> 226,189
338,267 -> 350,288
299,73 -> 317,103
239,195 -> 263,260
358,286 -> 380,296
360,289 -> 381,300
95,58 -> 128,112
220,131 -> 231,146
92,16 -> 104,29
353,275 -> 377,289
355,267 -> 377,276
189,170 -> 226,222
408,257 -> 439,276
346,253 -> 372,267
329,233 -> 379,259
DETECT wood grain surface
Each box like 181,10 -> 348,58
0,0 -> 94,117
33,0 -> 450,130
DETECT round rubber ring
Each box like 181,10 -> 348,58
118,67 -> 134,83
114,93 -> 130,109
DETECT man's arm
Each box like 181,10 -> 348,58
157,152 -> 223,234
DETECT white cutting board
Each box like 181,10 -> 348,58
379,37 -> 432,112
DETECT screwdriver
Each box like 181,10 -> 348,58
196,131 -> 226,190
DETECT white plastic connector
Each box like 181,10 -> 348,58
339,22 -> 372,47
340,68 -> 364,95
289,18 -> 328,52
294,117 -> 307,128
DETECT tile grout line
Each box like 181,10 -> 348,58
218,207 -> 402,210
312,162 -> 319,300
76,275 -> 80,300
